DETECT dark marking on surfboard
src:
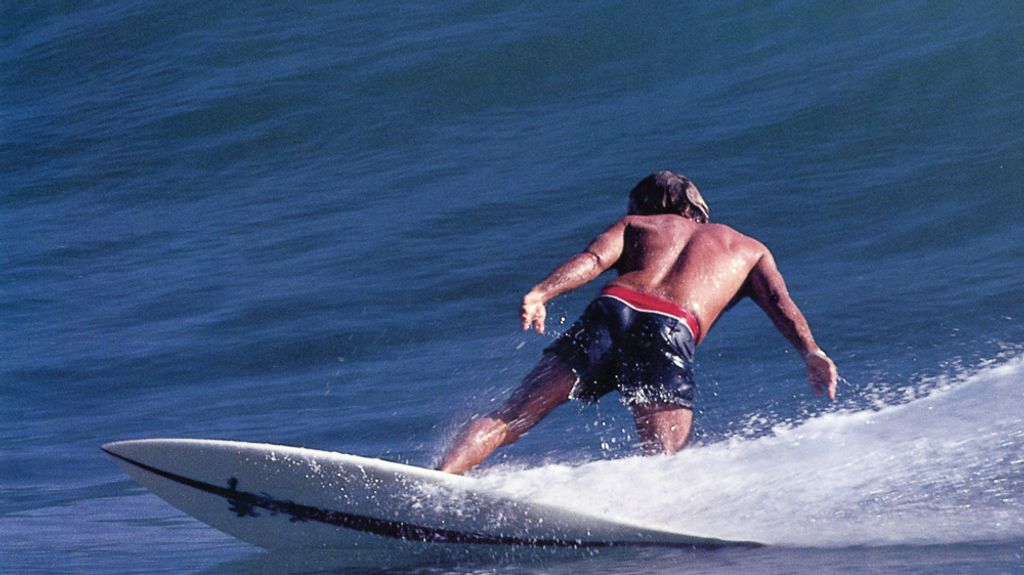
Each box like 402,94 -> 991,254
225,476 -> 317,524
226,477 -> 259,518
102,446 -> 761,549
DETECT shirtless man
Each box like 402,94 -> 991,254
438,171 -> 838,474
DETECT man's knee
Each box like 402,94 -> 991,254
659,431 -> 689,455
633,404 -> 692,454
495,356 -> 576,427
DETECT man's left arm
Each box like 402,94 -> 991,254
521,219 -> 626,333
747,244 -> 838,399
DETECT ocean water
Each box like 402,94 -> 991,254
2,1 -> 1023,573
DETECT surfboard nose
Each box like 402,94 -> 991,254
101,439 -> 143,460
101,439 -> 173,466
101,440 -> 124,456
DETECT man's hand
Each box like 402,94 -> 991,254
520,293 -> 547,334
805,350 -> 838,400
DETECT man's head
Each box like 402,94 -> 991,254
627,171 -> 710,223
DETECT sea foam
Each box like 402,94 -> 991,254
477,353 -> 1024,547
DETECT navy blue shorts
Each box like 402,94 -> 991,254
545,287 -> 699,409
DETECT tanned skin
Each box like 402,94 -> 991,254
438,214 -> 838,474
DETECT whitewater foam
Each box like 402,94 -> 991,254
477,354 -> 1024,547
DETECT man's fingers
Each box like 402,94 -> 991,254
806,354 -> 838,401
520,303 -> 546,333
826,363 -> 838,400
811,378 -> 837,400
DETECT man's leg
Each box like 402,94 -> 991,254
438,354 -> 576,474
631,404 -> 693,455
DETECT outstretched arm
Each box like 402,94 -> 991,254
747,246 -> 838,399
521,219 -> 626,333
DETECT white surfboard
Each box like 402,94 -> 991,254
102,438 -> 759,550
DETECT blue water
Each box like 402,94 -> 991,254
3,1 -> 1023,573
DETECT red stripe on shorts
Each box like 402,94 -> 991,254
600,285 -> 702,343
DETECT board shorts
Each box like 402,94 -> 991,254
544,285 -> 701,410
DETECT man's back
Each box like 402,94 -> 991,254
608,214 -> 764,340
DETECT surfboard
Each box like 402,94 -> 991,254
102,438 -> 760,550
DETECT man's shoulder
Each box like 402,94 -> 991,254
697,223 -> 767,252
697,221 -> 749,239
620,216 -> 765,249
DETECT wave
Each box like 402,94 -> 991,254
477,353 -> 1024,547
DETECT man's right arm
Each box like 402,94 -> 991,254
521,219 -> 626,333
746,244 -> 838,399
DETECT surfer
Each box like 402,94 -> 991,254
438,171 -> 838,474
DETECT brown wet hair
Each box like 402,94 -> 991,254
627,171 -> 710,223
